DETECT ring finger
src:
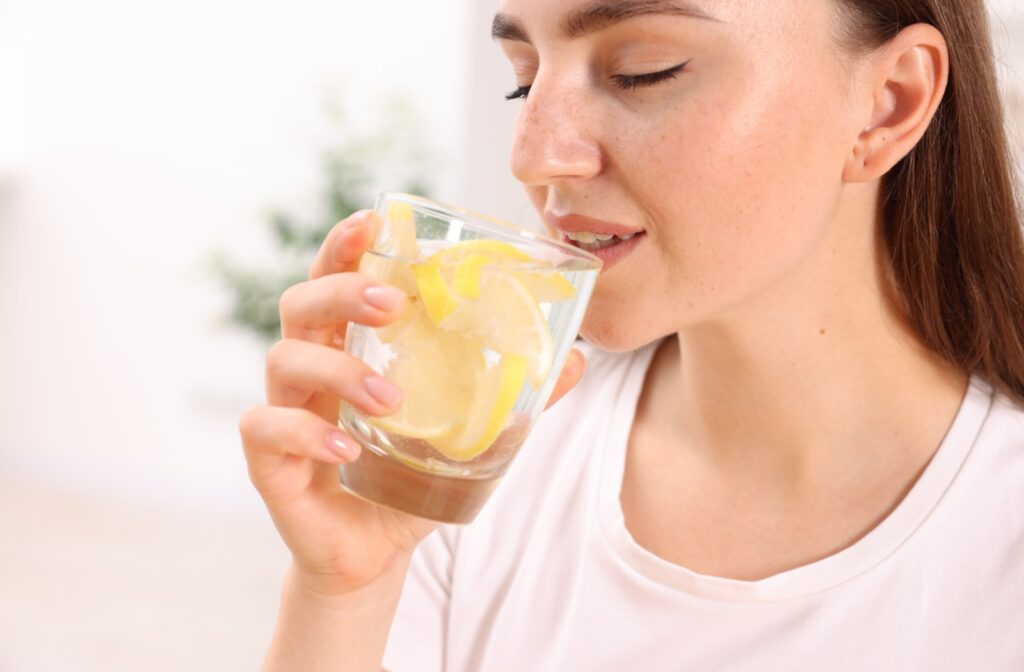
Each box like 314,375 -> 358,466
265,338 -> 405,415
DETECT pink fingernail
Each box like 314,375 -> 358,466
343,211 -> 371,232
363,375 -> 404,409
326,431 -> 361,461
363,285 -> 405,312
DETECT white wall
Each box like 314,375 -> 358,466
0,0 -> 468,510
460,0 -> 537,225
0,2 -> 470,668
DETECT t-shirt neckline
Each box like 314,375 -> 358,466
597,342 -> 995,603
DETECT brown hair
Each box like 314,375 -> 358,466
835,0 -> 1024,405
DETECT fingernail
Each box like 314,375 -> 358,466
363,374 -> 404,409
326,431 -> 361,461
343,211 -> 371,231
363,285 -> 405,312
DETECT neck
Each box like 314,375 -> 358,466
642,184 -> 968,490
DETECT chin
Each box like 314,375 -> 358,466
578,307 -> 666,354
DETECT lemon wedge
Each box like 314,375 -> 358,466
440,271 -> 553,389
386,202 -> 419,259
359,203 -> 419,296
517,271 -> 576,303
374,300 -> 426,346
369,327 -> 484,444
436,353 -> 527,461
430,239 -> 531,264
368,236 -> 560,462
413,261 -> 459,324
452,252 -> 493,299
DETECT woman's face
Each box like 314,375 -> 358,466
496,0 -> 868,351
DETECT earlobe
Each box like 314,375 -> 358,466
843,24 -> 949,184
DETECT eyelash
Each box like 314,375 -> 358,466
504,62 -> 687,101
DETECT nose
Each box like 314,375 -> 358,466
509,73 -> 603,187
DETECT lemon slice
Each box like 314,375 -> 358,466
386,202 -> 419,259
440,271 -> 553,389
430,239 -> 532,264
453,252 -> 493,298
414,242 -> 529,323
370,237 -> 555,462
358,253 -> 417,299
413,261 -> 458,324
360,203 -> 419,295
369,327 -> 484,443
434,353 -> 527,461
516,271 -> 575,303
375,300 -> 425,346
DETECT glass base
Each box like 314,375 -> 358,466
339,445 -> 501,524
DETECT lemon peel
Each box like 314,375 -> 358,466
366,236 -> 565,462
436,353 -> 527,461
413,262 -> 459,324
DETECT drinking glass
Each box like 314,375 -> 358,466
338,192 -> 601,523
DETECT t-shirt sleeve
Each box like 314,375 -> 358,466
381,525 -> 456,672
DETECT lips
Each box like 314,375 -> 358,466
545,213 -> 645,237
545,212 -> 646,271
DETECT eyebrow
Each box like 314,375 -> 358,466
491,0 -> 720,43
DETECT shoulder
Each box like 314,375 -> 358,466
978,386 -> 1024,454
947,382 -> 1024,525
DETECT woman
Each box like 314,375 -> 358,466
239,0 -> 1024,669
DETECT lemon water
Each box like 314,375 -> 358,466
339,242 -> 598,523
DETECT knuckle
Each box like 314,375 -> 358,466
246,463 -> 262,489
238,406 -> 264,443
277,282 -> 304,321
328,352 -> 360,392
265,339 -> 295,381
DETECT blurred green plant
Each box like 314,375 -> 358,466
212,96 -> 436,343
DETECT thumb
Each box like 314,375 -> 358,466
544,348 -> 586,410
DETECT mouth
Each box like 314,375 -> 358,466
562,230 -> 642,252
546,213 -> 646,269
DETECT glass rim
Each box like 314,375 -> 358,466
373,191 -> 603,268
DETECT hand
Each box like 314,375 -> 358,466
239,209 -> 586,596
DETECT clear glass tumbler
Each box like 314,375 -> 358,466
338,192 -> 601,523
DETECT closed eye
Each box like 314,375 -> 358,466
505,62 -> 688,101
613,62 -> 687,90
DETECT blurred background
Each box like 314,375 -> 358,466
0,1 -> 1022,668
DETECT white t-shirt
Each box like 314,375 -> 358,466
382,341 -> 1024,671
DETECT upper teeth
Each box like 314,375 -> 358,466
566,231 -> 636,243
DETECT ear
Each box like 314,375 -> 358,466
843,23 -> 949,183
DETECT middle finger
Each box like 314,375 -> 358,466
279,271 -> 407,345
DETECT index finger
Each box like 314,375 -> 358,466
308,210 -> 379,280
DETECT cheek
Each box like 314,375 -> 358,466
633,68 -> 848,306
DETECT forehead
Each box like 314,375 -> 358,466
495,0 -> 721,40
493,0 -> 835,57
